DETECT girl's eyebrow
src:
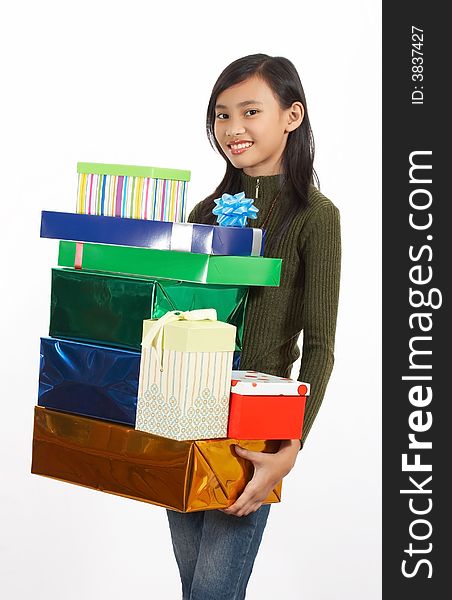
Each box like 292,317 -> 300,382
215,100 -> 264,109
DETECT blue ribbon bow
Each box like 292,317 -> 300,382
212,192 -> 259,227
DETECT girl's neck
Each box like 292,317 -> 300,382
242,171 -> 283,179
243,166 -> 284,178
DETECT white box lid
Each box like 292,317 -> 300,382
231,370 -> 310,396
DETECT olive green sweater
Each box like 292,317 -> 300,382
187,172 -> 341,448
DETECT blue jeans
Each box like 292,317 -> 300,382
166,504 -> 271,600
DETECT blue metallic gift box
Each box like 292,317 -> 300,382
38,337 -> 140,426
40,210 -> 265,256
38,337 -> 241,426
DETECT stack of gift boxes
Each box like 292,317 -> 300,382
31,162 -> 309,513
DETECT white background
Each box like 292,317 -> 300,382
0,1 -> 381,598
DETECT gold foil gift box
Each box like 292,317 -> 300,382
136,309 -> 236,441
31,406 -> 282,512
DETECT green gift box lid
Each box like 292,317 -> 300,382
58,241 -> 282,287
77,162 -> 191,181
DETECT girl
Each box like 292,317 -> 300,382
166,53 -> 341,600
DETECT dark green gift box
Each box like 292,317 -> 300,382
49,268 -> 248,352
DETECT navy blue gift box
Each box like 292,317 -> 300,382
40,211 -> 265,256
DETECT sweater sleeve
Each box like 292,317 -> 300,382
187,203 -> 202,224
298,202 -> 341,446
187,200 -> 217,225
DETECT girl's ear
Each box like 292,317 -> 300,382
285,101 -> 305,132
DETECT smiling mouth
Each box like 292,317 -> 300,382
228,141 -> 254,155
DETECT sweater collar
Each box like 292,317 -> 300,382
241,172 -> 286,207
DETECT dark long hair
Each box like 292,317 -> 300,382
197,53 -> 319,232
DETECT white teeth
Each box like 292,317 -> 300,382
230,142 -> 253,150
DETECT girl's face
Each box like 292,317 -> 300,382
214,76 -> 300,177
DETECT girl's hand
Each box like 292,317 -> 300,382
220,440 -> 300,517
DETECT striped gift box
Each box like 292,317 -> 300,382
76,162 -> 190,223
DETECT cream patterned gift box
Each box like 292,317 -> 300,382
136,309 -> 236,441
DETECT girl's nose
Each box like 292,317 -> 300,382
226,123 -> 246,137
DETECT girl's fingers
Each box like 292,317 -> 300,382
234,445 -> 265,464
223,487 -> 268,516
238,502 -> 262,517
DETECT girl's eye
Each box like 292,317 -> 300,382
216,113 -> 228,120
245,109 -> 259,116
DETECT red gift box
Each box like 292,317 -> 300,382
227,370 -> 309,439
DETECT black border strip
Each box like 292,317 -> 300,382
383,3 -> 449,596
